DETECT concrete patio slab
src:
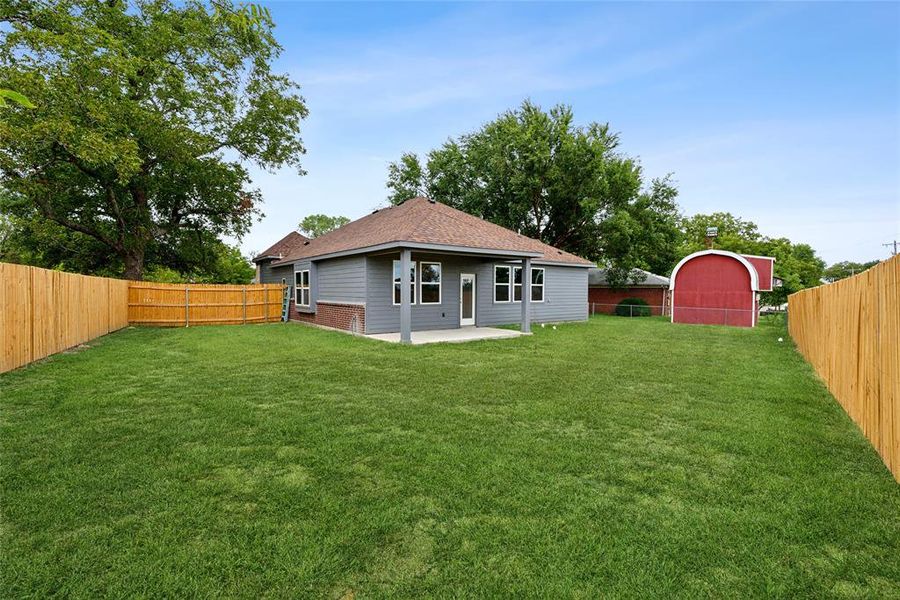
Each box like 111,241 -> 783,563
365,326 -> 525,345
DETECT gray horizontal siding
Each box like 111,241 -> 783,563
316,256 -> 366,304
474,263 -> 588,326
258,261 -> 293,285
365,253 -> 469,334
282,256 -> 365,313
289,259 -> 314,312
365,253 -> 588,333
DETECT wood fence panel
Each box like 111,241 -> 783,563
788,254 -> 900,480
128,282 -> 189,326
30,266 -> 58,361
108,279 -> 130,331
1,263 -> 33,372
127,282 -> 284,326
1,263 -> 132,373
879,259 -> 899,476
3,262 -> 285,373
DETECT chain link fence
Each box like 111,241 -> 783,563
590,301 -> 785,326
590,302 -> 667,317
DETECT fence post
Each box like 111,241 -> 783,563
28,266 -> 35,366
264,287 -> 269,323
242,286 -> 247,324
630,304 -> 633,318
185,286 -> 189,327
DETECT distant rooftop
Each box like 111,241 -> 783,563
588,268 -> 670,287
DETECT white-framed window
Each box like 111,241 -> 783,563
420,262 -> 441,304
498,265 -> 545,303
392,260 -> 416,305
494,265 -> 511,302
513,266 -> 523,302
295,270 -> 310,306
530,267 -> 544,302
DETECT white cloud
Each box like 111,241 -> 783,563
633,115 -> 900,262
236,3 -> 898,267
287,3 -> 787,117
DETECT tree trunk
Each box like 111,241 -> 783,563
123,249 -> 145,281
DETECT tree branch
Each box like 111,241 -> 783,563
51,142 -> 107,182
105,186 -> 128,247
32,193 -> 122,252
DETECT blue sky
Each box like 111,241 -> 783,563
241,1 -> 900,265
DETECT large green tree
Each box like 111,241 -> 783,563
0,209 -> 119,275
1,205 -> 256,283
678,212 -> 763,256
678,212 -> 826,304
823,260 -> 880,282
143,242 -> 255,284
385,101 -> 679,280
597,176 -> 681,285
0,0 -> 307,280
299,213 -> 350,238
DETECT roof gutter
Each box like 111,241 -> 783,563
534,259 -> 595,268
251,254 -> 281,264
272,241 -> 547,266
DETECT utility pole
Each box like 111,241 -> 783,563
884,240 -> 898,256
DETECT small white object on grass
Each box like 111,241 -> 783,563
552,326 -> 557,330
541,323 -> 545,328
778,337 -> 784,342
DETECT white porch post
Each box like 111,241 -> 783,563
521,257 -> 531,333
400,248 -> 412,343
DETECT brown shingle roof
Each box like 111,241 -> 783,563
272,197 -> 593,266
253,231 -> 310,263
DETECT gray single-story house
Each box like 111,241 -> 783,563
253,197 -> 594,342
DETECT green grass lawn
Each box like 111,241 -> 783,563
2,316 -> 898,598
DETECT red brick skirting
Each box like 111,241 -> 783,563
290,301 -> 366,333
588,287 -> 668,316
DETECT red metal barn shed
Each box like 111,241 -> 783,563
669,250 -> 775,327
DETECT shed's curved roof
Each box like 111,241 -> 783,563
669,250 -> 759,291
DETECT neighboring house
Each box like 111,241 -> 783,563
588,268 -> 670,315
253,197 -> 593,342
252,231 -> 310,284
669,250 -> 775,327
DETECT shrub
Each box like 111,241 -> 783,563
615,297 -> 651,317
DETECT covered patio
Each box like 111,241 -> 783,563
393,247 -> 537,343
365,325 -> 525,345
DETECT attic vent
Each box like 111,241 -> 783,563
557,250 -> 563,254
428,198 -> 436,204
303,241 -> 310,245
372,208 -> 379,214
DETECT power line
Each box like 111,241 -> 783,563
883,240 -> 898,256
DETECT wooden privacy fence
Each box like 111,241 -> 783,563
2,261 -> 287,373
1,262 -> 130,373
128,281 -> 283,326
788,254 -> 899,481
